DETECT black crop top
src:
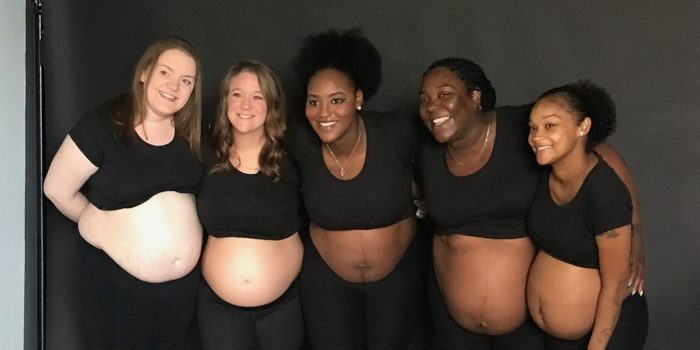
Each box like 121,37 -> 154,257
420,105 -> 539,238
196,147 -> 302,240
69,96 -> 203,210
527,159 -> 632,269
287,111 -> 420,231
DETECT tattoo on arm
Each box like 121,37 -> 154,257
602,229 -> 619,239
595,300 -> 622,345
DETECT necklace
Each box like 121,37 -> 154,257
447,121 -> 491,166
325,121 -> 363,178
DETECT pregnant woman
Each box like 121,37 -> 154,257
44,37 -> 204,349
196,60 -> 304,350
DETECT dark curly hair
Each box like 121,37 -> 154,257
537,79 -> 617,152
293,28 -> 382,100
423,58 -> 496,112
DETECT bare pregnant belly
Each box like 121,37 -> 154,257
78,191 -> 203,283
527,251 -> 601,339
433,234 -> 536,335
310,217 -> 416,283
202,234 -> 303,307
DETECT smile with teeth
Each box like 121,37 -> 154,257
431,115 -> 450,126
534,145 -> 552,152
319,121 -> 337,128
238,114 -> 255,119
159,91 -> 176,101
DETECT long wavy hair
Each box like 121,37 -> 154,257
113,37 -> 203,155
210,60 -> 287,181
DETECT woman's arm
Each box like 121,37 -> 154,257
44,135 -> 98,222
595,142 -> 645,295
588,224 -> 632,350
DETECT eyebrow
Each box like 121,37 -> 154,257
157,64 -> 195,79
419,83 -> 453,94
307,91 -> 347,98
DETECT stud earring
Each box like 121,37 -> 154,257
356,105 -> 362,111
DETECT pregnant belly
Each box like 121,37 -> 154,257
433,234 -> 536,335
527,251 -> 601,339
78,191 -> 203,283
202,234 -> 303,307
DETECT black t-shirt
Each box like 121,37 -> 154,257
196,146 -> 302,240
69,97 -> 203,210
420,105 -> 539,238
527,159 -> 632,269
287,111 -> 421,230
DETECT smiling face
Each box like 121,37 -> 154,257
140,48 -> 196,121
226,71 -> 268,137
528,96 -> 591,166
419,67 -> 480,144
305,68 -> 363,144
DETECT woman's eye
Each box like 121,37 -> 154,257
160,70 -> 168,76
438,92 -> 451,98
545,123 -> 554,129
307,100 -> 318,106
331,98 -> 344,104
232,92 -> 242,97
253,95 -> 265,101
182,79 -> 193,86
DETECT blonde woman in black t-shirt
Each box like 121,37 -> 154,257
196,60 -> 305,349
43,37 -> 204,348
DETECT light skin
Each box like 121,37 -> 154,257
418,67 -> 535,334
43,48 -> 202,283
201,70 -> 303,306
527,96 -> 631,350
304,68 -> 415,283
138,49 -> 196,145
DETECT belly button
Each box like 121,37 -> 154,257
173,258 -> 181,265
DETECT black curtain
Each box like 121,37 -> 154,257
40,1 -> 700,349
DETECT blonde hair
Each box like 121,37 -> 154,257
114,37 -> 202,155
210,60 -> 287,181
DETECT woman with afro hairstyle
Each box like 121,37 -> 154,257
526,80 -> 647,349
288,28 -> 428,349
418,59 -> 646,350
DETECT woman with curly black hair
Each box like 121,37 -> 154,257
526,80 -> 647,349
288,28 -> 427,349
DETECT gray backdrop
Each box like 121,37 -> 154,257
41,1 -> 699,349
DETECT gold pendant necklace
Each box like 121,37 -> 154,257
325,121 -> 363,178
447,121 -> 491,166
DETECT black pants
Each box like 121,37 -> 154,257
543,294 -> 648,350
428,266 -> 546,350
75,237 -> 200,350
197,278 -> 304,350
299,233 -> 429,350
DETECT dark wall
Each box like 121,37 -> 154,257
41,1 -> 700,349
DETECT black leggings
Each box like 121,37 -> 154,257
299,233 -> 429,350
543,294 -> 648,350
428,267 -> 546,350
197,278 -> 304,350
75,236 -> 200,350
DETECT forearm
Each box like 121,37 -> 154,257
43,181 -> 90,222
588,283 -> 627,350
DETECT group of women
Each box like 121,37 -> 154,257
44,28 -> 648,350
